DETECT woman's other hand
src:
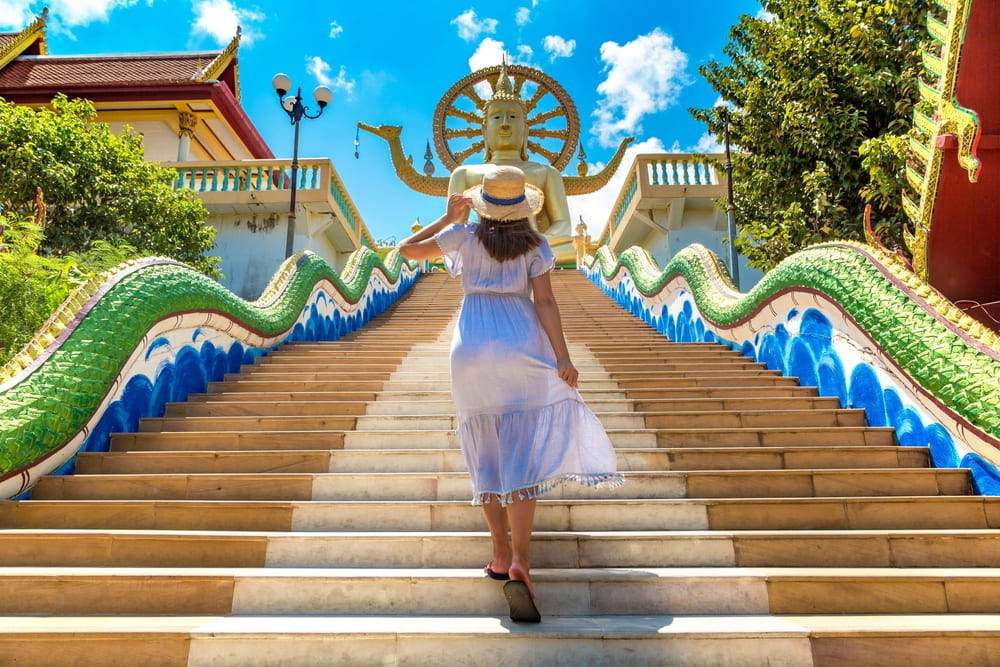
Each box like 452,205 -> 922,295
398,193 -> 472,261
444,193 -> 472,224
556,358 -> 578,388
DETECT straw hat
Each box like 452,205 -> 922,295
464,166 -> 544,221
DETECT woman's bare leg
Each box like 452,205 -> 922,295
482,494 -> 511,574
505,492 -> 537,596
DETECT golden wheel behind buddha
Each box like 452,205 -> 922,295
432,64 -> 580,173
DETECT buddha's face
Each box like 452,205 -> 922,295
484,101 -> 526,152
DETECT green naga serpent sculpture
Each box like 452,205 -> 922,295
582,236 -> 1000,492
0,248 -> 419,498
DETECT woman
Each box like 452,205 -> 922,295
398,165 -> 622,623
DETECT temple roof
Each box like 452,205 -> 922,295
0,16 -> 268,159
0,52 -> 223,88
0,11 -> 46,68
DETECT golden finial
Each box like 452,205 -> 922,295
488,57 -> 524,108
576,142 -> 588,177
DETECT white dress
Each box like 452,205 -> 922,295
435,224 -> 624,505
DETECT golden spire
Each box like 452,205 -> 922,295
0,7 -> 48,68
487,57 -> 524,109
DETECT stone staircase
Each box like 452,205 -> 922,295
2,270 -> 1000,666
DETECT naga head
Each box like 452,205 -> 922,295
357,122 -> 402,141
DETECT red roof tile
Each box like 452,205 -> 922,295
0,53 -> 221,89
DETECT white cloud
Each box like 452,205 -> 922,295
0,0 -> 36,29
57,0 -> 138,25
451,9 -> 497,42
468,37 -> 507,72
329,21 -> 343,38
515,7 -> 530,26
690,131 -> 724,154
1,0 -> 143,31
591,28 -> 690,148
542,34 -> 575,62
305,56 -> 332,85
468,39 -> 534,96
567,137 -> 667,233
757,8 -> 776,21
306,56 -> 355,99
468,38 -> 534,72
192,0 -> 264,46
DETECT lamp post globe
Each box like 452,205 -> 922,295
314,86 -> 333,108
271,73 -> 292,97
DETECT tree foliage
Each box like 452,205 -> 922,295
0,210 -> 138,364
0,94 -> 218,276
691,0 -> 934,270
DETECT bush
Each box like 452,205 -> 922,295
0,211 -> 139,365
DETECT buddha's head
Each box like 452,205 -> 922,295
483,62 -> 528,161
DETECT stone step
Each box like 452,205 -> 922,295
254,349 -> 412,358
7,496 -> 998,532
622,386 -> 820,399
616,376 -> 800,389
603,361 -> 768,371
186,386 -> 821,404
165,400 -> 374,418
11,613 -> 998,667
183,388 -> 634,404
585,346 -> 748,355
139,409 -> 867,433
585,341 -> 747,350
28,469 -> 971,502
75,446 -> 930,475
630,396 -> 841,411
205,378 -> 623,392
109,426 -> 898,451
4,566 -> 999,616
2,527 -> 1000,568
229,368 -> 783,382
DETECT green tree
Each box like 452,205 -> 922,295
691,0 -> 934,270
0,94 -> 218,276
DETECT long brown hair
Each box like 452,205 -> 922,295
474,217 -> 542,262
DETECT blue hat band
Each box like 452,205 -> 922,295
481,191 -> 526,207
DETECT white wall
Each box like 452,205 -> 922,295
209,209 -> 352,299
641,206 -> 764,291
108,120 -> 180,162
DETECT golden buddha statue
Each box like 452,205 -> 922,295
358,62 -> 634,266
447,62 -> 574,261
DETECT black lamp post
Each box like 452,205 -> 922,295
719,106 -> 741,291
272,73 -> 333,259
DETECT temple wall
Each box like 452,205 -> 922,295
210,211 -> 353,300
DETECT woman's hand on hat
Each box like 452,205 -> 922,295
445,193 -> 472,224
556,358 -> 578,388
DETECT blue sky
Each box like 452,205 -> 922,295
0,0 -> 761,246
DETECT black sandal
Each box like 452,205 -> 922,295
503,580 -> 541,623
